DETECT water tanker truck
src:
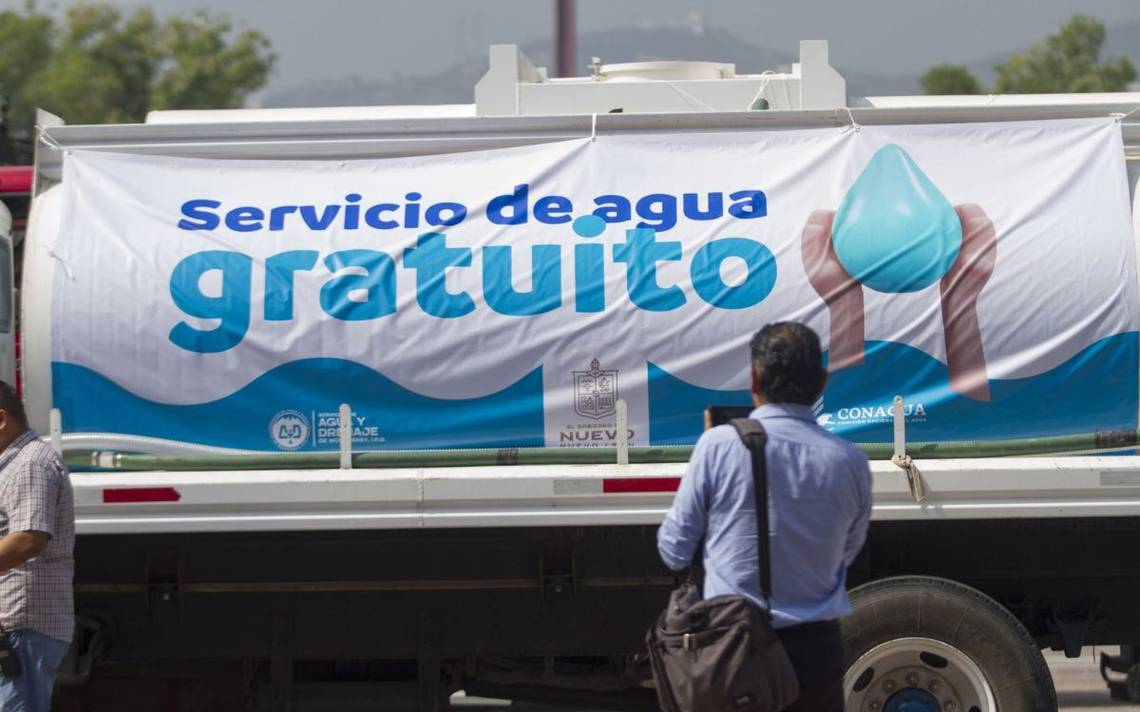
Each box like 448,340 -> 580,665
7,41 -> 1140,711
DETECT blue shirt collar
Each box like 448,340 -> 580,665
751,403 -> 817,422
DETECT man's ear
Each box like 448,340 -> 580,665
817,370 -> 829,400
0,410 -> 8,433
750,366 -> 762,398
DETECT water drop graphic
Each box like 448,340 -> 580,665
832,144 -> 962,293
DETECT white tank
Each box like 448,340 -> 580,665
21,185 -> 61,431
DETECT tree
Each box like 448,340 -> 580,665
0,0 -> 275,153
152,13 -> 274,111
994,14 -> 1136,93
0,2 -> 53,160
921,65 -> 984,95
25,4 -> 161,125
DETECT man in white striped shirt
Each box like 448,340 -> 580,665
0,382 -> 74,712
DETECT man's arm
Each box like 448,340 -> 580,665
657,435 -> 714,571
0,459 -> 59,573
0,531 -> 50,573
843,457 -> 873,566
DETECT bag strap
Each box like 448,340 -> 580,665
730,418 -> 772,600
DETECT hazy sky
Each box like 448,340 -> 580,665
5,0 -> 1140,90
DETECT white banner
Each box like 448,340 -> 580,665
51,118 -> 1138,450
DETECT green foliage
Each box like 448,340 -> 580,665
0,2 -> 54,143
152,13 -> 274,111
994,14 -> 1136,93
921,65 -> 985,95
24,4 -> 161,125
0,1 -> 275,140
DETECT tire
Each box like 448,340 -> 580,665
841,576 -> 1057,712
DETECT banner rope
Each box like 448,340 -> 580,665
36,128 -> 63,152
665,82 -> 715,111
746,71 -> 776,110
590,113 -> 597,142
844,106 -> 861,133
45,248 -> 75,281
1112,106 -> 1140,123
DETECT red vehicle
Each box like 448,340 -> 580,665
0,166 -> 30,391
0,165 -> 32,238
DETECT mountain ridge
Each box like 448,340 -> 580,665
263,25 -> 916,108
263,19 -> 1140,109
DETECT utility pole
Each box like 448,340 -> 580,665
555,0 -> 576,78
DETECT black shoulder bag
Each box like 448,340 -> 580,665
646,418 -> 799,712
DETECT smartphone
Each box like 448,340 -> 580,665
705,405 -> 754,429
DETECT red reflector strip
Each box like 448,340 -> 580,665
602,477 -> 681,494
103,487 -> 181,504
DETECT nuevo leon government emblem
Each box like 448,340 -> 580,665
574,359 -> 618,420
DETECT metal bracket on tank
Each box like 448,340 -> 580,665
891,395 -> 927,503
339,402 -> 352,470
49,408 -> 62,455
615,399 -> 629,466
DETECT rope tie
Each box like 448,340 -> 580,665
1113,105 -> 1140,123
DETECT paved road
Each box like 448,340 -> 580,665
455,648 -> 1139,710
1051,648 -> 1138,711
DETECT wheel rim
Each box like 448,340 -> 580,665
844,636 -> 998,712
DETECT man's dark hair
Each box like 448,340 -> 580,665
750,322 -> 825,405
0,381 -> 26,425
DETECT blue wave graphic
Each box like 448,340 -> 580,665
53,359 -> 545,451
54,332 -> 1140,451
648,332 -> 1139,445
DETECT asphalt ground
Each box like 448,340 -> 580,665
452,648 -> 1140,710
1050,648 -> 1139,711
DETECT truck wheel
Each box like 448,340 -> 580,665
841,576 -> 1056,712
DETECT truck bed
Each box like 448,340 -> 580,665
70,456 -> 1140,534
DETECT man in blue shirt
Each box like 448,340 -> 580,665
658,322 -> 872,712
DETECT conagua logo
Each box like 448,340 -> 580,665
573,359 -> 618,420
815,400 -> 928,430
269,409 -> 310,450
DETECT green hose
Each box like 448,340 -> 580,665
64,429 -> 1140,472
68,446 -> 692,471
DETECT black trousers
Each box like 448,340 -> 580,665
777,620 -> 845,712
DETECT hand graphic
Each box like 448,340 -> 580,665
801,204 -> 996,400
940,204 -> 997,402
801,209 -> 865,371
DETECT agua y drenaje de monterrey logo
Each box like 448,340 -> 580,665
269,410 -> 310,450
